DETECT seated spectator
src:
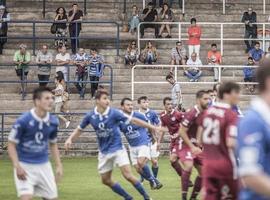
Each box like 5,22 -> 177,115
248,41 -> 264,64
152,0 -> 163,8
171,41 -> 186,65
184,52 -> 202,82
125,40 -> 139,66
243,57 -> 256,93
140,2 -> 158,38
158,3 -> 173,38
169,0 -> 183,9
13,44 -> 31,94
88,48 -> 105,98
36,44 -> 53,87
54,7 -> 68,47
55,46 -> 71,81
188,18 -> 201,58
207,43 -> 222,82
72,48 -> 88,99
140,41 -> 158,64
0,5 -> 10,55
128,5 -> 140,34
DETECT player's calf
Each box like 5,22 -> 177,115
20,195 -> 33,200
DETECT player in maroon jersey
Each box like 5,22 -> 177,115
197,82 -> 240,200
178,90 -> 210,200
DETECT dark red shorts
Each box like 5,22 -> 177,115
178,145 -> 203,166
202,177 -> 238,200
169,141 -> 180,155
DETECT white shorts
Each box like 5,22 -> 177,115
129,145 -> 151,165
14,162 -> 57,199
150,142 -> 160,159
98,148 -> 130,174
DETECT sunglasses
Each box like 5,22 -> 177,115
132,43 -> 136,45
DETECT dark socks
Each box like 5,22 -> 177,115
133,181 -> 150,200
111,183 -> 133,200
181,170 -> 191,200
171,160 -> 182,176
152,165 -> 159,178
190,176 -> 202,199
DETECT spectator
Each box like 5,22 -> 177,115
55,46 -> 71,81
158,3 -> 173,38
13,44 -> 31,94
140,2 -> 158,38
125,40 -> 139,66
207,43 -> 222,82
241,7 -> 257,53
248,41 -> 264,64
188,18 -> 201,58
165,74 -> 183,111
72,48 -> 88,99
168,0 -> 183,9
88,48 -> 105,98
128,5 -> 140,34
171,41 -> 187,65
152,0 -> 163,8
0,5 -> 10,55
53,71 -> 70,128
68,3 -> 83,54
243,57 -> 256,93
54,7 -> 68,47
140,41 -> 158,64
36,44 -> 53,87
184,52 -> 202,82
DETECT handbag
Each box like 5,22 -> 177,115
62,91 -> 69,102
50,23 -> 57,34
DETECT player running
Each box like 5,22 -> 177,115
8,87 -> 63,200
238,63 -> 270,199
137,96 -> 161,179
198,82 -> 240,200
178,90 -> 209,200
65,90 -> 162,200
120,98 -> 163,190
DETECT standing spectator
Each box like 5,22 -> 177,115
54,7 -> 68,47
0,5 -> 9,55
88,48 -> 105,98
249,41 -> 264,64
166,74 -> 183,111
125,40 -> 139,66
36,44 -> 53,87
188,18 -> 201,58
13,44 -> 31,94
207,43 -> 222,82
171,41 -> 187,65
184,52 -> 202,82
140,41 -> 158,64
53,71 -> 70,128
55,46 -> 71,82
72,48 -> 88,99
140,2 -> 158,38
128,5 -> 140,34
243,57 -> 256,93
242,7 -> 257,53
168,0 -> 182,9
152,0 -> 163,8
158,3 -> 173,38
68,3 -> 83,54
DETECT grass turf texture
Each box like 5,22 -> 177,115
0,157 -> 198,200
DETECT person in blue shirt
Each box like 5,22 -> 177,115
8,87 -> 63,200
65,90 -> 163,200
138,96 -> 161,179
238,62 -> 270,200
248,42 -> 264,63
120,98 -> 163,190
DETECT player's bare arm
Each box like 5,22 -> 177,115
65,127 -> 82,150
178,126 -> 201,155
50,143 -> 63,183
242,174 -> 270,197
130,117 -> 165,133
196,126 -> 203,147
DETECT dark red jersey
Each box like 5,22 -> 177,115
200,102 -> 238,179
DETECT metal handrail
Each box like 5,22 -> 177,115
131,64 -> 258,100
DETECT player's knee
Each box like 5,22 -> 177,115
151,159 -> 158,167
101,177 -> 113,186
123,172 -> 135,182
170,155 -> 178,163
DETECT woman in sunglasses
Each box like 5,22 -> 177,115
125,40 -> 139,66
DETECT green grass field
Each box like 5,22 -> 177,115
0,157 -> 198,200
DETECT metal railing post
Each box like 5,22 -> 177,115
123,0 -> 127,13
263,23 -> 266,52
221,23 -> 224,56
131,66 -> 135,100
263,0 -> 266,15
84,0 -> 87,15
182,0 -> 185,14
143,0 -> 146,9
116,23 -> 120,57
22,68 -> 26,100
42,0 -> 46,19
218,65 -> 222,83
75,22 -> 78,52
1,114 -> 4,150
67,65 -> 70,94
32,21 -> 36,55
138,23 -> 141,54
223,0 -> 225,14
178,23 -> 182,41
109,65 -> 113,100
174,65 -> 177,82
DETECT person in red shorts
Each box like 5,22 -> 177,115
178,90 -> 209,200
197,82 -> 240,200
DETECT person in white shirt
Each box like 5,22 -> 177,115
166,74 -> 183,111
184,52 -> 202,82
55,46 -> 70,81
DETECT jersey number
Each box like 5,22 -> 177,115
202,118 -> 220,145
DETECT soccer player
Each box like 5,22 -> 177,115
238,62 -> 270,199
198,82 -> 240,200
178,90 -> 209,200
8,87 -> 63,200
120,98 -> 163,190
65,90 -> 162,200
137,96 -> 160,179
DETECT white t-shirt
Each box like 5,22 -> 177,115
55,53 -> 70,73
171,83 -> 181,106
186,58 -> 202,71
54,84 -> 64,103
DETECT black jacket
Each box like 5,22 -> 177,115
241,11 -> 257,31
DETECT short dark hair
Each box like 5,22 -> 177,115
196,90 -> 207,99
148,2 -> 154,6
218,82 -> 240,99
166,74 -> 174,80
190,18 -> 196,24
255,41 -> 260,46
33,87 -> 52,100
211,43 -> 217,47
95,90 -> 109,100
176,41 -> 182,45
256,58 -> 270,92
213,83 -> 220,92
90,47 -> 97,52
207,89 -> 214,94
137,96 -> 148,104
72,3 -> 78,6
248,56 -> 253,60
163,97 -> 172,105
121,97 -> 132,106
